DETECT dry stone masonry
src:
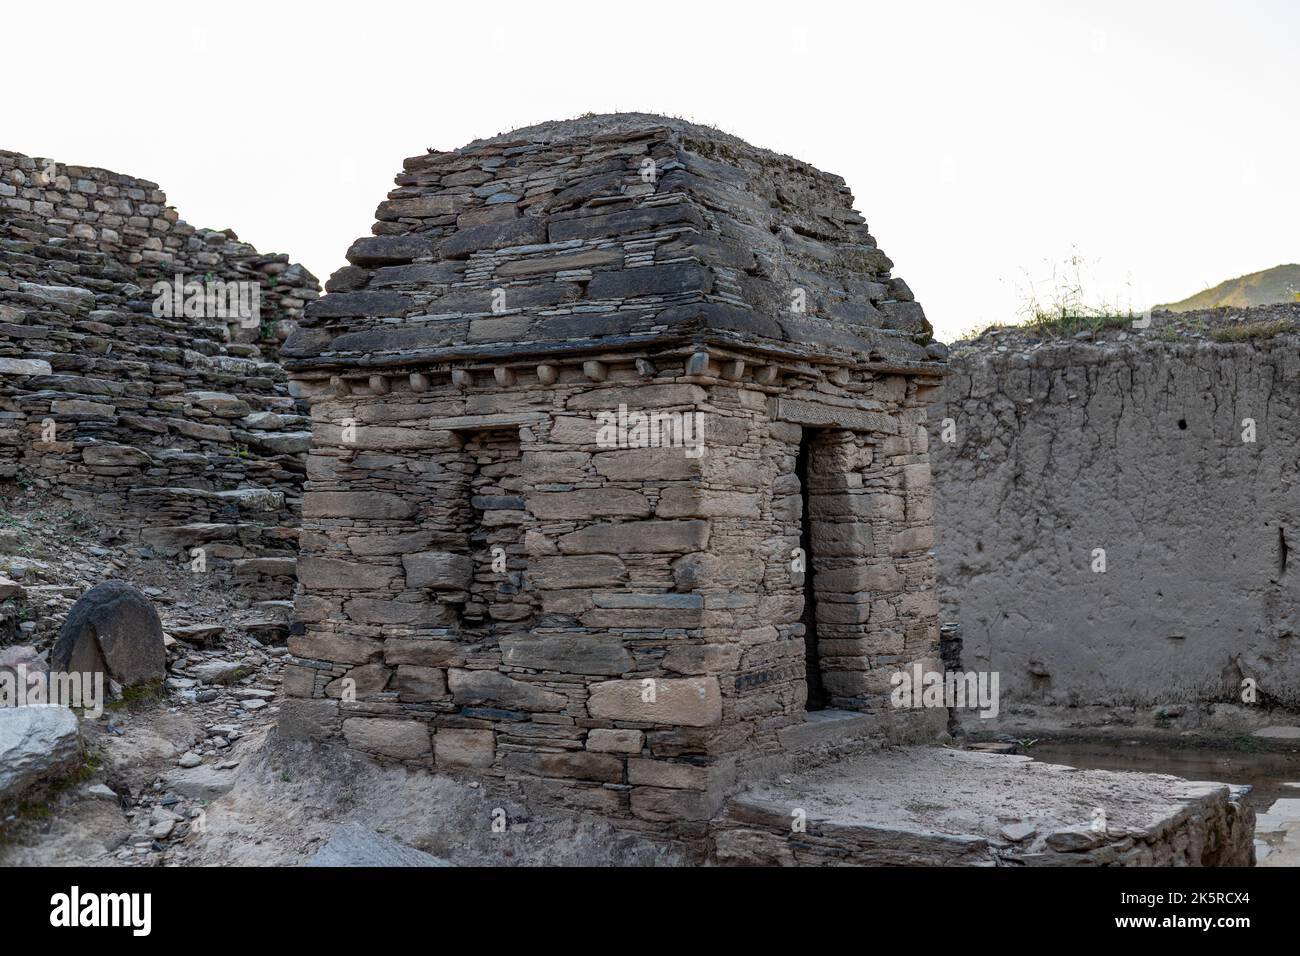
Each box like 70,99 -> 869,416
932,305 -> 1300,710
0,150 -> 320,599
280,113 -> 948,836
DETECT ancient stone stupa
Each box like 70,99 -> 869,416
280,114 -> 947,833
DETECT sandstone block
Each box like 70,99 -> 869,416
627,757 -> 711,790
304,490 -> 417,520
289,631 -> 382,665
529,555 -> 627,589
587,677 -> 722,726
342,717 -> 431,760
298,557 -> 398,591
384,639 -> 466,668
586,728 -> 644,753
527,488 -> 651,520
504,750 -> 623,783
395,665 -> 447,702
325,662 -> 392,699
500,633 -> 632,676
434,728 -> 496,768
277,699 -> 340,741
403,551 -> 473,590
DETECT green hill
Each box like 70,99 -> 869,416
1158,264 -> 1300,312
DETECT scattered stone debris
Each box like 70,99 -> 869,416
0,503 -> 290,866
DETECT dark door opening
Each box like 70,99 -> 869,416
796,429 -> 827,711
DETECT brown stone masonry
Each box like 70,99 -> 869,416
279,114 -> 947,835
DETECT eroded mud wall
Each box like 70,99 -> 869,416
932,309 -> 1300,708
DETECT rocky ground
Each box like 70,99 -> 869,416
0,491 -> 691,866
4,488 -> 1296,867
0,490 -> 290,866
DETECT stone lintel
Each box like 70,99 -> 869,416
770,398 -> 898,434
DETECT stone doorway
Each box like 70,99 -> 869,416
797,428 -> 828,711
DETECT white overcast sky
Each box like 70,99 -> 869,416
6,0 -> 1297,341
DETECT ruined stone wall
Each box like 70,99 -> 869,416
932,306 -> 1300,709
0,150 -> 320,596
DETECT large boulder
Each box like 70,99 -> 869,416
0,706 -> 81,803
51,582 -> 166,687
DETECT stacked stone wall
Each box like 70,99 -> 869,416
0,149 -> 320,596
285,353 -> 942,831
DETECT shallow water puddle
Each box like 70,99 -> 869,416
1028,741 -> 1300,866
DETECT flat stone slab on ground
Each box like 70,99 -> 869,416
161,763 -> 238,801
1255,797 -> 1300,830
714,747 -> 1253,866
306,822 -> 450,867
168,624 -> 225,645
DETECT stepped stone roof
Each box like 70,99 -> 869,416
285,113 -> 944,375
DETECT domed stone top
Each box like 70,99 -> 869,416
285,113 -> 939,375
465,112 -> 791,160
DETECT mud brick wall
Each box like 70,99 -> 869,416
932,305 -> 1300,709
280,114 -> 946,834
0,150 -> 320,596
